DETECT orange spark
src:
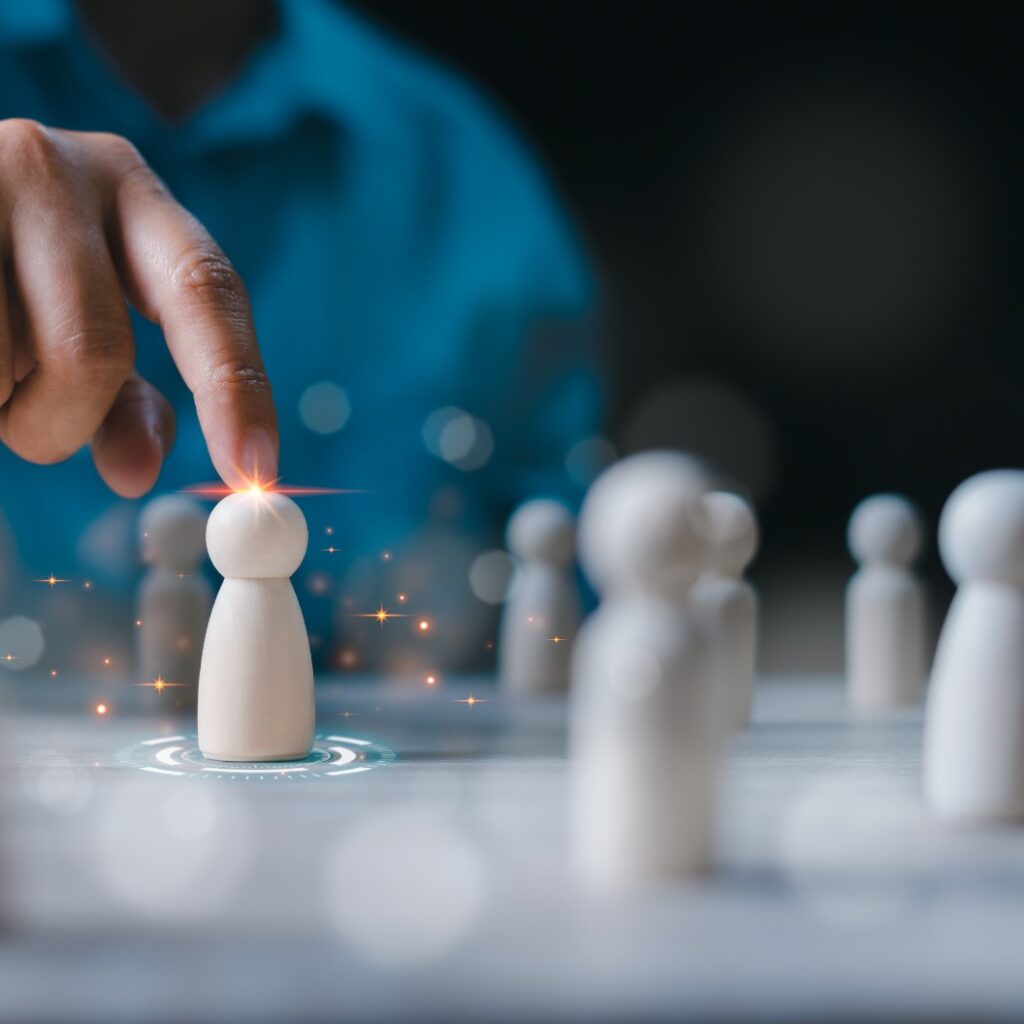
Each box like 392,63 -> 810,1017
454,695 -> 487,706
134,619 -> 142,627
134,676 -> 187,692
397,593 -> 407,603
418,620 -> 430,632
33,575 -> 70,588
95,703 -> 109,716
354,606 -> 406,627
549,636 -> 564,644
102,657 -> 111,667
321,546 -> 340,554
49,669 -> 58,678
2,653 -> 16,663
425,674 -> 438,686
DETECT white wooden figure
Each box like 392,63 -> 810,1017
499,499 -> 579,695
692,491 -> 759,731
570,451 -> 715,891
198,489 -> 315,762
846,494 -> 927,711
924,470 -> 1024,822
137,495 -> 212,706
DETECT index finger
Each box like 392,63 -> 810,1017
101,147 -> 278,489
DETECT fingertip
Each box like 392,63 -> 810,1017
93,426 -> 163,497
239,425 -> 278,487
209,424 -> 278,491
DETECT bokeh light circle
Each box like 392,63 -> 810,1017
0,615 -> 45,671
622,377 -> 778,502
299,381 -> 351,435
423,406 -> 495,471
324,810 -> 486,966
469,549 -> 515,604
565,435 -> 616,486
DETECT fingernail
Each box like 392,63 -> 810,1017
240,427 -> 278,487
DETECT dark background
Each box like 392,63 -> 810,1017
355,2 -> 1023,667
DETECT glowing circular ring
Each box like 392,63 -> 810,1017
116,733 -> 395,781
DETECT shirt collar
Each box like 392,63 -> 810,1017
0,0 -> 390,154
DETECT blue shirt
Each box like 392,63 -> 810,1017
0,1 -> 601,665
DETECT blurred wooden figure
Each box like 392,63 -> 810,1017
138,496 -> 212,708
499,499 -> 579,695
571,452 -> 715,891
846,494 -> 926,711
692,491 -> 759,731
924,470 -> 1024,822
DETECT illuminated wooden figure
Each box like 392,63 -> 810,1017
198,489 -> 315,762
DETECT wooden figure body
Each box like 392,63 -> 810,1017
198,490 -> 315,762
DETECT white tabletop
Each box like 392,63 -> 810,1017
0,674 -> 1022,1022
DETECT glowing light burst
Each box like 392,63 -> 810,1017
322,546 -> 340,554
425,674 -> 438,686
182,480 -> 364,498
454,695 -> 487,706
33,575 -> 70,588
135,676 -> 187,693
549,636 -> 565,644
95,703 -> 109,716
417,620 -> 431,633
2,653 -> 16,664
354,606 -> 406,627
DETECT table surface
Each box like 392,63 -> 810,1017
1,673 -> 1023,1023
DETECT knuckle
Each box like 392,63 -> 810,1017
95,134 -> 166,195
170,246 -> 249,310
0,118 -> 64,179
59,322 -> 134,378
90,131 -> 143,166
203,355 -> 272,401
118,158 -> 168,200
